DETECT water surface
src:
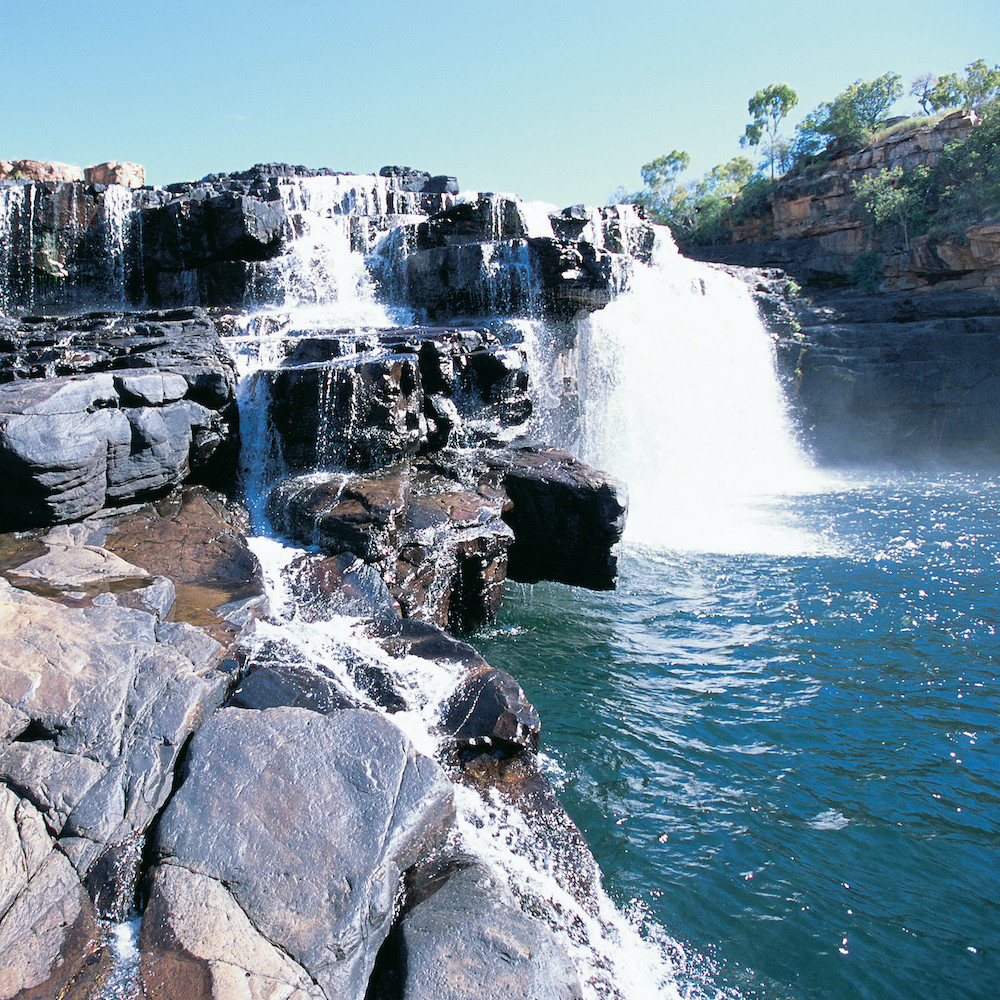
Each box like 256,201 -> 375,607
477,473 -> 1000,1000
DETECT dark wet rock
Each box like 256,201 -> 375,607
442,666 -> 541,758
479,448 -> 628,589
265,326 -> 530,471
774,289 -> 1000,464
363,616 -> 488,672
403,241 -> 536,321
0,311 -> 238,530
284,551 -> 400,621
269,464 -> 513,632
139,192 -> 286,275
0,788 -> 99,1000
152,706 -> 454,1000
268,468 -> 409,564
385,861 -> 583,1000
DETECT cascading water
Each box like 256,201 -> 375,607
224,192 -> 689,1000
573,228 -> 826,554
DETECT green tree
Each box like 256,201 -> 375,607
852,165 -> 932,250
962,59 -> 1000,109
929,72 -> 964,111
741,83 -> 798,179
799,72 -> 903,146
910,72 -> 938,115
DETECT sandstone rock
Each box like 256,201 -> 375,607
141,863 -> 324,1000
0,577 -> 232,915
386,862 -> 583,1000
0,160 -> 84,183
269,465 -> 514,632
8,540 -> 149,589
83,161 -> 146,188
101,485 -> 266,640
154,706 -> 454,1000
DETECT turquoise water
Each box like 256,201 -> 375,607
476,473 -> 1000,1000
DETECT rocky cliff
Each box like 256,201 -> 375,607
0,161 -> 649,1000
690,110 -> 1000,292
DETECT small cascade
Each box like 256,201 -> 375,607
102,184 -> 136,306
573,229 -> 823,553
0,182 -> 34,314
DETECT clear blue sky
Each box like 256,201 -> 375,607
3,1 -> 998,207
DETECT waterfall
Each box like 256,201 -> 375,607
102,184 -> 135,307
573,230 -> 824,554
223,203 -> 686,1000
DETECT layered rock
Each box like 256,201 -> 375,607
0,310 -> 238,529
774,287 -> 1000,463
267,447 -> 627,630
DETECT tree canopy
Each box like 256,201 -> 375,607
741,83 -> 798,178
797,72 -> 903,146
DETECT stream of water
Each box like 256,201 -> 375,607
223,195 -> 998,1000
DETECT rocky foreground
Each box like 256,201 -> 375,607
0,164 -> 641,1000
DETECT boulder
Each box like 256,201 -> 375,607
83,161 -> 146,188
0,311 -> 239,530
152,706 -> 454,1000
269,464 -> 513,632
0,788 -> 99,1000
441,666 -> 540,758
140,864 -> 324,1000
480,448 -> 628,590
0,577 -> 231,915
384,862 -> 583,1000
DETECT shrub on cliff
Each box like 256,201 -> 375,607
795,72 -> 903,148
934,96 -> 1000,226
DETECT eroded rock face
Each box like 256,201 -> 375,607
481,448 -> 628,590
151,706 -> 454,1000
0,310 -> 239,530
775,288 -> 1000,463
0,575 -> 233,918
264,326 -> 531,470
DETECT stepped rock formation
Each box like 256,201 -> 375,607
0,162 -> 642,1000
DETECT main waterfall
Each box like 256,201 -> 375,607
572,231 -> 822,554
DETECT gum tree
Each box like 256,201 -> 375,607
741,83 -> 798,178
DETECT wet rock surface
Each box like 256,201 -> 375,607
376,861 -> 584,1000
265,325 -> 531,470
150,706 -> 454,1000
0,310 -> 238,530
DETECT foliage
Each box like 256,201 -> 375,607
851,165 -> 933,250
798,72 -> 903,146
933,96 -> 1000,225
850,250 -> 883,292
962,59 -> 1000,109
741,83 -> 798,178
928,60 -> 1000,111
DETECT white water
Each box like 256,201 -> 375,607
575,229 -> 830,555
225,202 -> 691,1000
103,185 -> 134,306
